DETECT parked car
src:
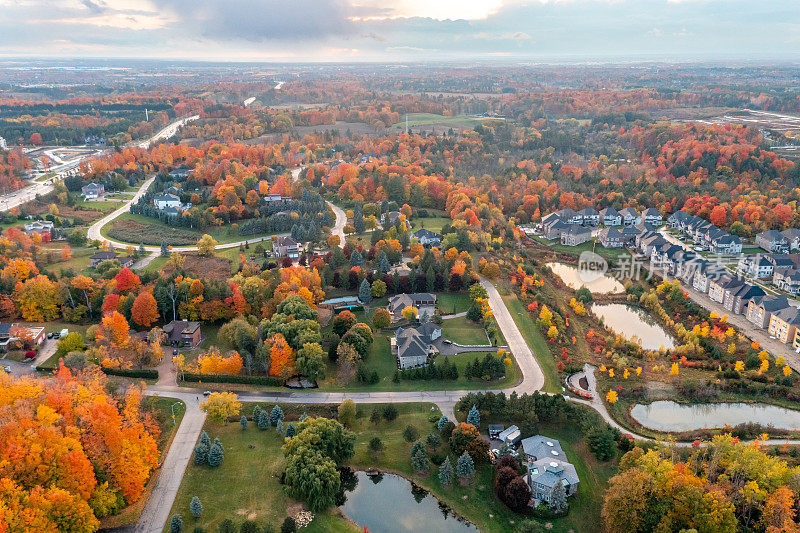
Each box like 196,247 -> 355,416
46,332 -> 54,339
3,366 -> 10,373
52,333 -> 60,340
203,391 -> 211,397
173,348 -> 178,355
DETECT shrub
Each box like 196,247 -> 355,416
382,404 -> 398,421
504,477 -> 532,512
403,425 -> 419,442
240,521 -> 259,533
281,517 -> 297,533
190,496 -> 203,519
193,443 -> 209,465
170,514 -> 183,533
208,440 -> 224,467
217,519 -> 235,533
181,372 -> 283,386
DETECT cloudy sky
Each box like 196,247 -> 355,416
1,0 -> 799,61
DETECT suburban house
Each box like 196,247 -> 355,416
317,296 -> 362,311
667,210 -> 689,229
599,207 -> 622,226
387,293 -> 437,321
392,322 -> 440,369
273,236 -> 300,259
577,207 -> 600,226
738,254 -> 777,279
723,283 -> 765,315
782,228 -> 800,251
768,307 -> 800,343
598,227 -> 623,248
163,319 -> 202,347
560,225 -> 592,246
527,459 -> 580,505
381,211 -> 401,227
554,208 -> 581,225
773,268 -> 800,296
90,250 -> 134,269
153,193 -> 182,210
708,275 -> 744,304
542,218 -> 570,240
521,435 -> 567,462
81,183 -> 105,199
488,424 -> 505,439
413,228 -> 443,247
746,295 -> 791,329
756,230 -> 789,254
0,323 -> 45,351
263,194 -> 289,206
638,233 -> 668,256
620,207 -> 642,226
642,208 -> 663,226
710,234 -> 742,255
792,328 -> 800,351
24,220 -> 54,236
169,168 -> 193,180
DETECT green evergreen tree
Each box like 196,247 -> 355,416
350,250 -> 363,267
285,422 -> 297,438
193,443 -> 208,465
437,415 -> 449,431
170,514 -> 183,533
438,456 -> 454,487
240,415 -> 248,430
456,452 -> 475,481
200,431 -> 211,447
466,405 -> 480,427
358,278 -> 372,304
189,496 -> 203,519
270,405 -> 284,426
550,481 -> 567,512
376,251 -> 391,274
208,441 -> 224,467
258,410 -> 270,430
160,240 -> 169,257
276,418 -> 284,435
411,448 -> 431,472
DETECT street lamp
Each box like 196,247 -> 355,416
171,401 -> 183,425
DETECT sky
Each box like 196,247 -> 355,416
1,0 -> 799,61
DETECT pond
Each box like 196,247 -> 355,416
630,401 -> 800,432
339,471 -> 477,533
592,303 -> 676,351
546,262 -> 624,294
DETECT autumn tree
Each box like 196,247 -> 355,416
13,274 -> 62,322
200,392 -> 241,425
131,291 -> 159,328
114,268 -> 141,292
196,234 -> 218,256
98,310 -> 130,347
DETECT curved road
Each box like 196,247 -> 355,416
85,167 -> 349,254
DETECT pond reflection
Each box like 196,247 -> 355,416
546,262 -> 624,294
339,471 -> 477,533
592,303 -> 676,350
630,401 -> 800,432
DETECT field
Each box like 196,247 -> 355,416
390,113 -> 486,133
411,216 -> 450,234
166,401 -> 614,533
531,237 -> 633,263
436,292 -> 472,315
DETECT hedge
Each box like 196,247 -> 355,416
101,368 -> 159,379
180,372 -> 283,387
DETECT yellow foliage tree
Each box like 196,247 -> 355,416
200,392 -> 241,425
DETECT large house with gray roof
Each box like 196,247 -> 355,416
519,435 -> 579,506
387,293 -> 436,321
392,323 -> 441,369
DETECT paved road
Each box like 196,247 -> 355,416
327,201 -> 347,247
134,116 -> 199,149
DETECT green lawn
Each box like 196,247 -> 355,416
501,294 -> 562,394
103,212 -> 275,246
436,292 -> 472,315
531,236 -> 632,263
441,315 -> 490,345
391,113 -> 484,129
412,216 -> 450,234
48,246 -> 95,274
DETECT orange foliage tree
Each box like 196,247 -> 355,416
266,333 -> 295,377
98,311 -> 130,347
131,291 -> 159,328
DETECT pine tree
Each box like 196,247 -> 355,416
437,415 -> 449,431
358,278 -> 372,304
411,448 -> 431,473
269,405 -> 284,426
285,422 -> 297,438
549,481 -> 567,512
240,415 -> 248,430
170,514 -> 183,533
456,452 -> 475,481
299,413 -> 307,422
466,405 -> 480,427
276,418 -> 284,435
350,250 -> 363,267
160,240 -> 169,257
376,251 -> 391,274
257,410 -> 270,430
208,441 -> 224,467
189,496 -> 203,519
200,431 -> 211,448
438,456 -> 454,487
193,443 -> 208,465
411,440 -> 426,458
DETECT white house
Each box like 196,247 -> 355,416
153,193 -> 182,210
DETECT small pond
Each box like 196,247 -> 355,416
592,303 -> 676,350
630,401 -> 800,432
546,262 -> 624,294
339,471 -> 477,533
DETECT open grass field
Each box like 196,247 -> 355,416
411,216 -> 450,234
167,401 -> 614,533
104,212 -> 275,246
441,315 -> 491,345
390,113 -> 485,131
533,237 -> 633,263
501,294 -> 562,394
436,292 -> 472,315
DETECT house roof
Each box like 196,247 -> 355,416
620,207 -> 640,217
276,236 -> 298,247
758,230 -> 788,242
498,425 -> 521,442
395,325 -> 436,361
732,283 -> 765,301
772,306 -> 800,324
529,459 -> 580,487
521,435 -> 566,461
782,228 -> 800,239
564,225 -> 591,236
599,227 -> 622,240
642,207 -> 661,218
413,228 -> 442,240
154,193 -> 180,203
91,250 -> 119,261
82,183 -> 103,191
577,207 -> 599,216
599,206 -> 620,217
759,295 -> 791,312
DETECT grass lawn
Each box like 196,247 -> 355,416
540,239 -> 632,263
46,246 -> 95,274
104,212 -> 275,246
436,292 -> 472,315
103,396 -> 186,529
76,199 -> 124,212
441,315 -> 491,346
411,216 -> 450,234
501,294 -> 562,394
168,401 -> 613,533
390,113 -> 484,129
